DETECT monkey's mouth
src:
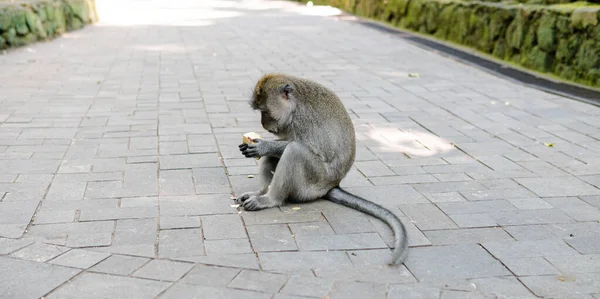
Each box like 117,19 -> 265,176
267,129 -> 277,134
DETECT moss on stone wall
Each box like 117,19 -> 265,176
294,0 -> 600,88
0,0 -> 98,50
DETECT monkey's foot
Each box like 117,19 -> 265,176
241,195 -> 278,211
236,191 -> 261,205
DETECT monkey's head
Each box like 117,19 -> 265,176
250,74 -> 296,135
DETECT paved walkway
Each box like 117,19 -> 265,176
1,0 -> 600,298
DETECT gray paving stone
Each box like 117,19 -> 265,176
34,210 -> 76,224
99,219 -> 156,257
515,176 -> 600,197
204,239 -> 253,254
355,160 -> 395,177
344,185 -> 429,205
258,251 -> 353,273
388,284 -> 441,299
0,200 -> 40,238
10,243 -> 69,262
581,175 -> 600,189
448,213 -> 498,228
424,192 -> 466,203
288,220 -> 335,237
315,265 -> 416,284
46,272 -> 171,299
247,224 -> 297,252
160,194 -> 237,216
242,208 -> 324,225
26,221 -> 115,242
65,232 -> 113,248
437,200 -> 516,215
439,290 -> 485,299
461,187 -> 537,201
468,276 -> 536,298
0,256 -> 81,299
48,249 -> 110,269
482,239 -> 579,259
160,216 -> 201,230
399,204 -> 457,230
280,275 -> 333,298
412,181 -> 487,193
159,154 -> 221,169
133,259 -> 194,281
0,238 -> 34,255
507,197 -> 553,210
328,280 -> 388,299
424,228 -> 514,245
502,257 -> 561,276
179,264 -> 240,287
159,283 -> 272,299
370,174 -> 439,185
296,232 -> 388,251
89,255 -> 150,275
175,253 -> 260,270
520,273 -> 600,298
433,173 -> 472,182
544,197 -> 600,221
201,214 -> 246,240
159,169 -> 195,195
159,228 -> 205,258
228,270 -> 288,293
192,167 -> 232,194
544,254 -> 600,276
566,236 -> 600,254
581,195 -> 600,209
491,209 -> 574,225
46,180 -> 87,201
404,244 -> 511,282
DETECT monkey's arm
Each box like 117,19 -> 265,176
239,139 -> 289,158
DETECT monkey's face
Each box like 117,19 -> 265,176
251,82 -> 295,136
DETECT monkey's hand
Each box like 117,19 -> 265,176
239,140 -> 289,159
238,138 -> 269,158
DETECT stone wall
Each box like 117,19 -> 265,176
0,0 -> 98,50
299,0 -> 600,88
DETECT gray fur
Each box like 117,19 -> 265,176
237,74 -> 409,265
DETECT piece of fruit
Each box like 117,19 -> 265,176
242,132 -> 262,160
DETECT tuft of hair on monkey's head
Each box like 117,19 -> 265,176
250,73 -> 295,109
250,73 -> 297,135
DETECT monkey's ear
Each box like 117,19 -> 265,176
282,84 -> 293,100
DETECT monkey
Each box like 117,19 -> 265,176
236,73 -> 408,266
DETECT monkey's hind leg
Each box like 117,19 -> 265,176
240,142 -> 326,211
236,156 -> 278,204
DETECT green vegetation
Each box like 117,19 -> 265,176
0,0 -> 97,50
298,0 -> 600,88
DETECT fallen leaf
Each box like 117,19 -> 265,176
292,207 -> 301,210
247,175 -> 254,178
544,142 -> 554,147
408,73 -> 420,78
557,275 -> 575,282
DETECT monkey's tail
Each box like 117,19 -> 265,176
324,187 -> 409,266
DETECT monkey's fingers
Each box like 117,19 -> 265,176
242,197 -> 260,210
239,144 -> 249,150
242,146 -> 259,157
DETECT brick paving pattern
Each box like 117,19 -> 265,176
1,0 -> 600,298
